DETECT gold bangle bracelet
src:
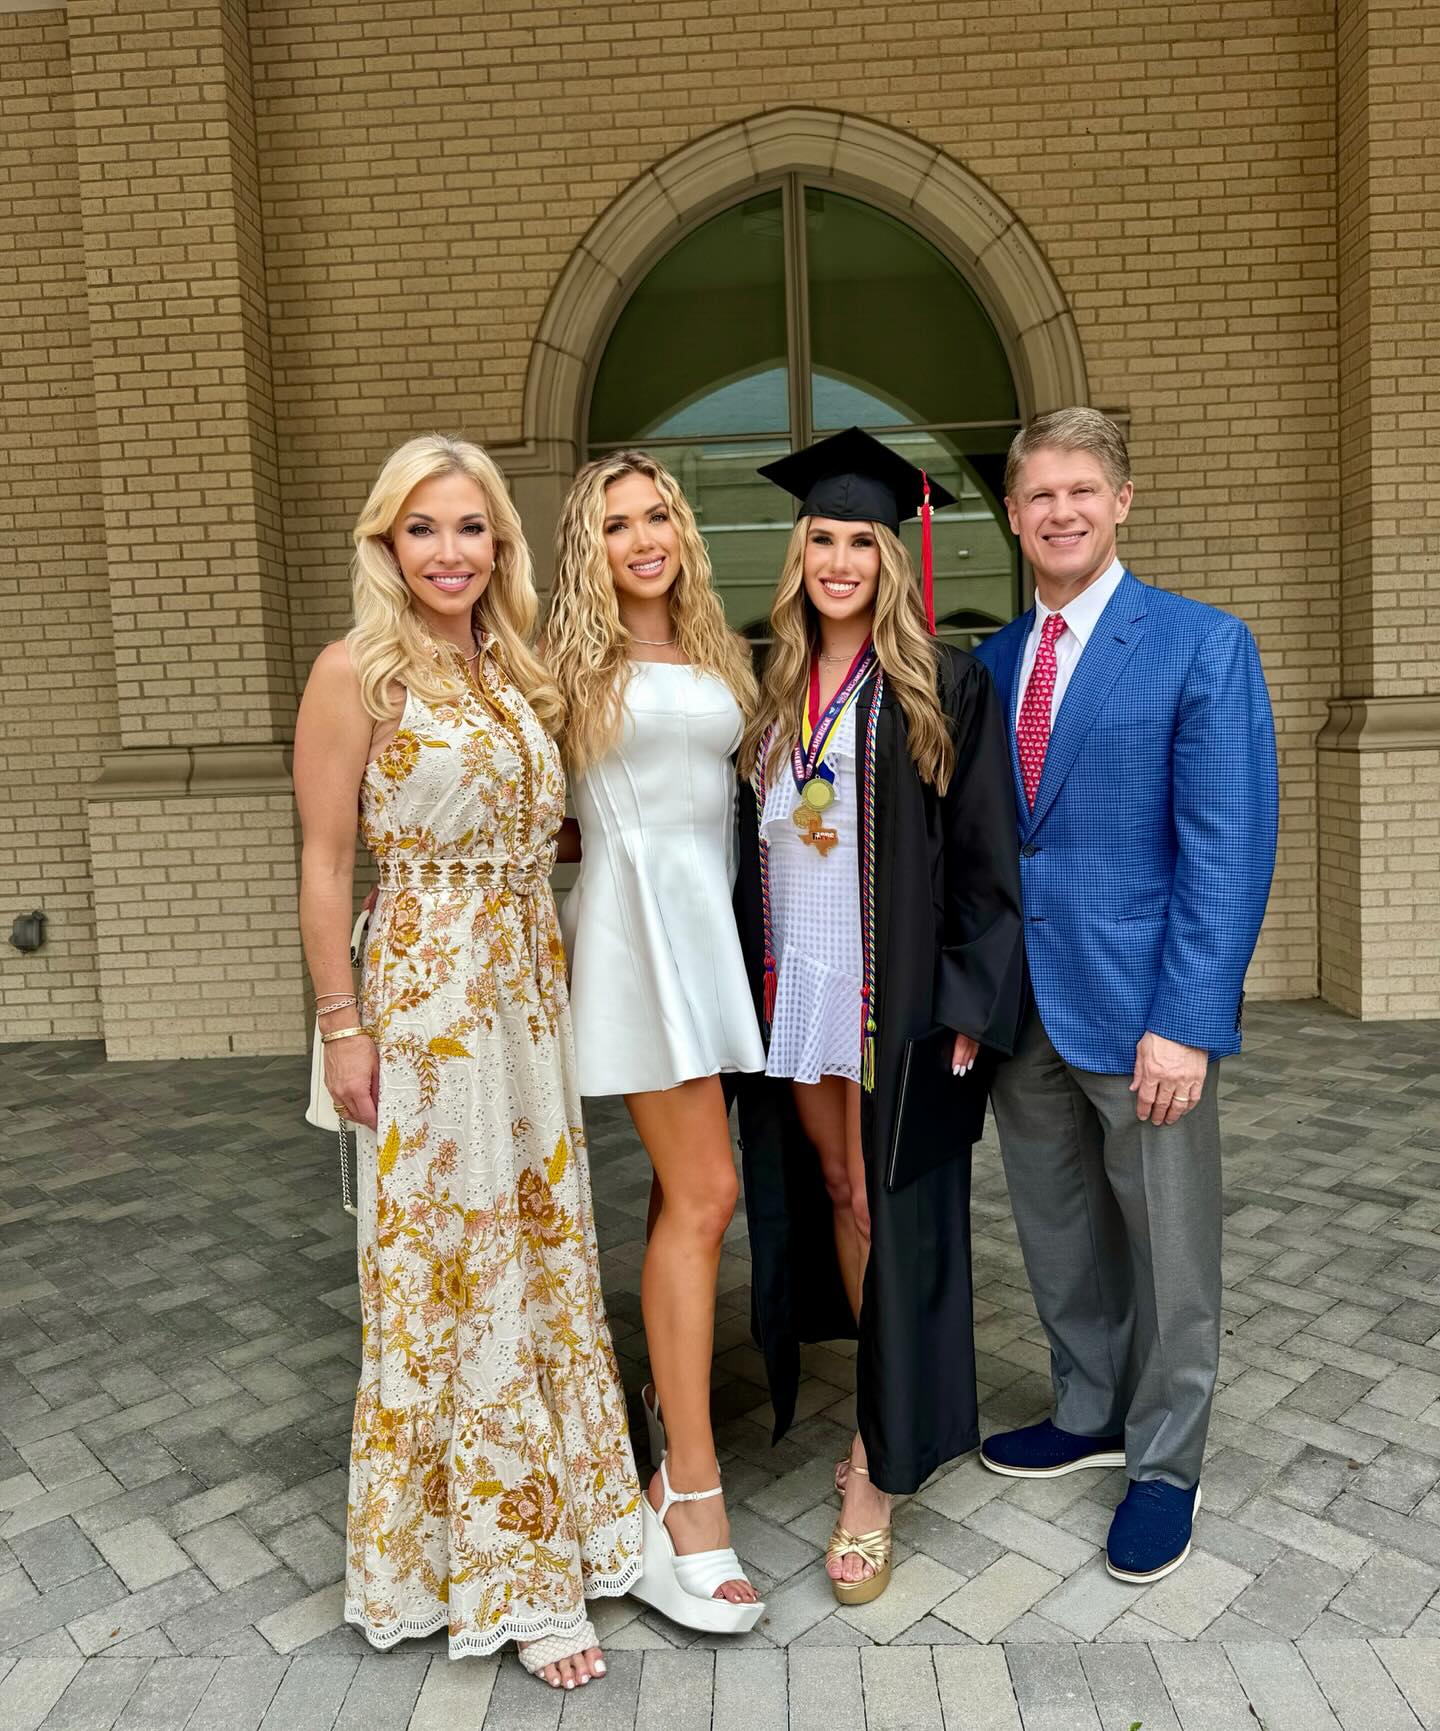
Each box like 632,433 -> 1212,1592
320,1026 -> 368,1044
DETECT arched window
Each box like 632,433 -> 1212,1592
587,180 -> 1021,639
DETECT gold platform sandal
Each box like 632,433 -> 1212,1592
826,1463 -> 892,1606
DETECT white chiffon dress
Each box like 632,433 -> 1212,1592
560,661 -> 766,1097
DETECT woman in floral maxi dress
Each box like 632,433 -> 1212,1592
295,436 -> 641,1691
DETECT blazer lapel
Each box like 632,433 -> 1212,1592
1028,572 -> 1149,833
993,612 -> 1032,822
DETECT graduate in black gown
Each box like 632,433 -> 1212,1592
733,429 -> 1025,1603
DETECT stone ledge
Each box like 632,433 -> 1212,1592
1318,695 -> 1440,752
87,744 -> 293,801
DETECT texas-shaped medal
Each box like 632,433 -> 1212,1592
793,785 -> 838,856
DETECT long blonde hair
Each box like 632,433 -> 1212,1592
347,434 -> 561,732
546,451 -> 758,777
739,520 -> 954,793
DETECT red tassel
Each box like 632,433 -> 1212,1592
763,958 -> 777,1025
920,471 -> 936,635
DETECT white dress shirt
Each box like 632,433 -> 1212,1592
1016,556 -> 1126,723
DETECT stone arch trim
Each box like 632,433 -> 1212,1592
519,107 -> 1087,467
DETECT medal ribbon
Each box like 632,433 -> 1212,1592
792,639 -> 876,794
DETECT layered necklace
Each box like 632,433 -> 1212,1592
789,638 -> 876,856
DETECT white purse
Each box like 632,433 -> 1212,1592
306,906 -> 372,1213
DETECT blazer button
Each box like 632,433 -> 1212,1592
1020,843 -> 1038,858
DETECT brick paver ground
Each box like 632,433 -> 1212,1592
2,1001 -> 1439,1728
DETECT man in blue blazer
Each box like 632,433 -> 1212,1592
973,408 -> 1277,1583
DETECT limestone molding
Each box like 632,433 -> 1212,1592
89,744 -> 294,800
1318,696 -> 1440,753
510,106 -> 1088,471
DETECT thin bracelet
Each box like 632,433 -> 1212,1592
316,996 -> 358,1012
320,1026 -> 368,1044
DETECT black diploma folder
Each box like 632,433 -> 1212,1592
885,1026 -> 996,1193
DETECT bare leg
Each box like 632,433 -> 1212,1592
802,1079 -> 890,1584
791,1076 -> 863,1320
626,1076 -> 756,1605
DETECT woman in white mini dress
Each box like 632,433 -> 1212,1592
560,656 -> 762,1097
546,451 -> 766,1634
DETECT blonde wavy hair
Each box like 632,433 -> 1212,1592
546,450 -> 757,776
739,520 -> 954,793
347,434 -> 560,732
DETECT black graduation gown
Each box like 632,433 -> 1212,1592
733,646 -> 1025,1495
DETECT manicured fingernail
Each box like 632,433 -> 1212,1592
952,1064 -> 961,1075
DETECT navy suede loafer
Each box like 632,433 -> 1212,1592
979,1419 -> 1127,1478
1106,1480 -> 1202,1582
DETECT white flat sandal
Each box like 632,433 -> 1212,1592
630,1458 -> 765,1633
640,1382 -> 666,1466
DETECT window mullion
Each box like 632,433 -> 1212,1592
782,174 -> 811,451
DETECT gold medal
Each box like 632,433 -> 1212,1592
801,777 -> 835,812
793,805 -> 821,834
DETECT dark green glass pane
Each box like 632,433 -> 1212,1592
628,438 -> 794,636
881,430 -> 1017,639
806,187 -> 1017,430
588,192 -> 788,445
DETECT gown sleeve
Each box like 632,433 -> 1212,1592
932,653 -> 1026,1055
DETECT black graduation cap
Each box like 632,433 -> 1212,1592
757,427 -> 956,533
757,427 -> 956,631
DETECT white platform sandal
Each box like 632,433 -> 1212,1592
630,1459 -> 765,1633
640,1383 -> 666,1465
517,1618 -> 602,1688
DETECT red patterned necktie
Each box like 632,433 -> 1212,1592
1017,612 -> 1068,810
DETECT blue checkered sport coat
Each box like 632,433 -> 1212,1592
973,570 -> 1278,1074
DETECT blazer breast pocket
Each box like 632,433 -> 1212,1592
1117,904 -> 1168,923
1090,716 -> 1174,747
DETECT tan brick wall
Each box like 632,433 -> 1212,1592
1339,2 -> 1440,698
88,793 -> 306,1058
1337,0 -> 1375,697
0,9 -> 115,1042
68,0 -> 293,750
5,0 -> 1438,1052
1320,745 -> 1440,1018
1316,748 -> 1363,1014
1364,749 -> 1440,1017
62,0 -> 307,1060
1322,0 -> 1440,1015
246,0 -> 1339,1005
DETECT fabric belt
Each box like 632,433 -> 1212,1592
376,854 -> 554,893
